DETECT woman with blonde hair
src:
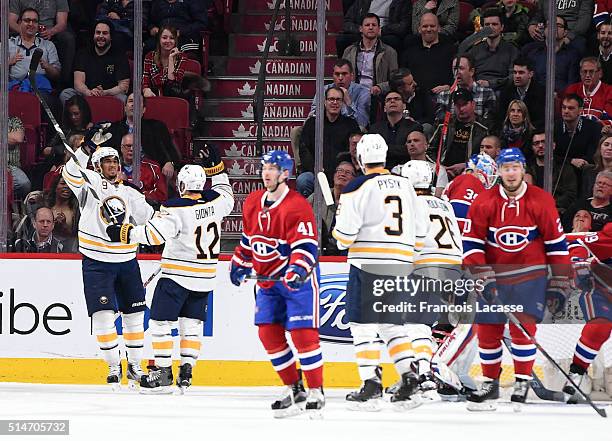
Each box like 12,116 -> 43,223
500,99 -> 535,150
580,135 -> 612,198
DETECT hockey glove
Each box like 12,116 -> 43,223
83,122 -> 112,155
282,265 -> 308,291
106,223 -> 134,244
546,276 -> 570,315
230,261 -> 252,286
573,260 -> 593,292
476,270 -> 497,303
195,143 -> 225,176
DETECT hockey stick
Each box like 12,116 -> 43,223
493,296 -> 607,417
143,267 -> 162,288
28,49 -> 120,225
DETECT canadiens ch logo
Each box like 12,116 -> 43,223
251,236 -> 281,262
494,226 -> 530,252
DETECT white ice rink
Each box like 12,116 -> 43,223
1,383 -> 610,441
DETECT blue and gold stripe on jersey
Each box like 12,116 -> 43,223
347,240 -> 417,264
160,256 -> 218,280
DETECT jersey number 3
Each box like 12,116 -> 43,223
195,223 -> 220,259
385,196 -> 403,236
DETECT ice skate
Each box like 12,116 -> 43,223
510,378 -> 530,412
107,364 -> 122,391
563,367 -> 590,404
271,380 -> 307,418
305,387 -> 325,419
390,372 -> 422,411
126,362 -> 146,390
346,378 -> 383,412
418,372 -> 441,403
177,364 -> 193,394
384,379 -> 402,395
466,378 -> 499,412
139,366 -> 174,394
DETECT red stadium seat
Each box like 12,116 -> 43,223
85,95 -> 125,123
144,96 -> 191,159
182,58 -> 202,75
8,91 -> 43,169
458,2 -> 475,33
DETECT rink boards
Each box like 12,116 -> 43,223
0,256 -> 579,386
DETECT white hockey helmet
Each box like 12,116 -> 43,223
91,146 -> 120,171
356,134 -> 388,172
177,164 -> 206,195
401,160 -> 434,190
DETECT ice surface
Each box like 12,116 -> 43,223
0,383 -> 609,440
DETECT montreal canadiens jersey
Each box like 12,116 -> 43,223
415,195 -> 463,265
233,187 -> 318,282
442,172 -> 485,234
463,182 -> 570,279
63,147 -> 154,263
332,170 -> 428,268
567,224 -> 612,298
130,174 -> 234,291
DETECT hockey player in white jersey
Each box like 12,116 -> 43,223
62,128 -> 154,388
332,134 -> 429,409
107,146 -> 234,393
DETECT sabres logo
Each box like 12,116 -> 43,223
100,196 -> 127,225
494,226 -> 530,252
251,236 -> 281,262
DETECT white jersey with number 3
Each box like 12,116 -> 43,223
415,195 -> 463,265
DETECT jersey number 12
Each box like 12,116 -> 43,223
195,223 -> 220,259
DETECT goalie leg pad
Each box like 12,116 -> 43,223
122,311 -> 145,364
92,310 -> 120,366
150,319 -> 174,368
179,317 -> 203,366
291,328 -> 323,389
351,323 -> 383,382
259,324 -> 299,385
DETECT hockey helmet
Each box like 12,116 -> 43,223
496,148 -> 526,168
261,150 -> 294,178
467,153 -> 498,189
91,146 -> 120,171
356,134 -> 388,171
401,160 -> 434,190
177,164 -> 207,195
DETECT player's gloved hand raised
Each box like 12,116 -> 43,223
106,223 -> 134,244
282,265 -> 308,291
230,261 -> 252,286
546,276 -> 570,315
83,122 -> 112,155
195,143 -> 225,176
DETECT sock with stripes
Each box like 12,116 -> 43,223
92,310 -> 120,366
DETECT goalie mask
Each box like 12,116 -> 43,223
401,160 -> 434,191
356,134 -> 388,172
177,164 -> 206,195
466,153 -> 498,189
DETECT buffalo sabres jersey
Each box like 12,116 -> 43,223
463,182 -> 570,280
332,170 -> 428,268
130,174 -> 234,292
63,148 -> 154,263
415,195 -> 463,265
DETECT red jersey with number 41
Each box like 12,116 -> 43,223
233,187 -> 318,280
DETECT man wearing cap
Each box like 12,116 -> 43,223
429,88 -> 490,179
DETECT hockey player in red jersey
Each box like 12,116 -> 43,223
463,148 -> 572,410
564,223 -> 612,402
230,150 -> 323,418
443,153 -> 498,233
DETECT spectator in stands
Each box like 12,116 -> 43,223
581,135 -> 612,198
564,57 -> 612,129
394,130 -> 448,197
554,94 -> 602,168
498,57 -> 545,129
594,1 -> 612,28
7,117 -> 31,201
467,8 -> 519,91
471,0 -> 530,46
146,0 -> 208,58
571,209 -> 593,233
9,0 -> 76,88
528,0 -> 593,53
307,160 -> 357,256
522,16 -> 580,93
369,91 -> 422,170
401,13 -> 456,97
347,131 -> 364,172
143,25 -> 186,98
60,19 -> 130,105
46,174 -> 79,252
430,88 -> 490,179
342,13 -> 398,98
14,207 -> 64,253
389,68 -> 435,128
107,93 -> 180,179
586,21 -> 612,85
309,59 -> 370,128
42,132 -> 84,192
525,130 -> 577,215
479,135 -> 501,160
336,0 -> 411,57
298,86 -> 361,197
435,54 -> 497,128
500,99 -> 535,150
563,170 -> 612,231
118,133 -> 168,204
96,0 -> 147,52
411,0 -> 458,38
